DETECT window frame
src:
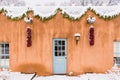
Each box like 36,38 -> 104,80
0,43 -> 9,68
114,41 -> 120,66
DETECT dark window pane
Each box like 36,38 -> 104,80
5,44 -> 9,54
58,46 -> 61,50
5,44 -> 9,47
55,46 -> 57,50
58,41 -> 61,45
0,44 -> 9,59
5,56 -> 9,59
114,57 -> 120,65
62,41 -> 65,45
55,41 -> 58,45
62,46 -> 65,50
62,52 -> 65,56
58,52 -> 61,56
1,56 -> 4,59
6,46 -> 9,49
5,48 -> 9,51
5,51 -> 9,54
55,52 -> 58,56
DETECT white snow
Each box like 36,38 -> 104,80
60,6 -> 88,19
0,65 -> 120,80
91,6 -> 120,17
0,72 -> 120,80
24,17 -> 33,23
87,15 -> 96,24
0,0 -> 120,6
0,6 -> 120,19
31,6 -> 58,19
3,6 -> 28,19
24,0 -> 70,6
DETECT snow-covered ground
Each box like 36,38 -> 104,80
0,64 -> 119,80
0,64 -> 120,80
0,70 -> 120,80
33,74 -> 120,80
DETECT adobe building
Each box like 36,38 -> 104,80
0,6 -> 120,76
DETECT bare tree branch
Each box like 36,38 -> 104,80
90,0 -> 93,5
99,1 -> 104,6
108,0 -> 112,5
81,0 -> 85,6
70,0 -> 120,6
1,0 -> 120,6
95,1 -> 99,6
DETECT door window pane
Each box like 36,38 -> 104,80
55,46 -> 58,50
62,52 -> 65,56
62,41 -> 65,45
58,52 -> 61,56
58,41 -> 61,45
58,46 -> 61,51
55,41 -> 58,45
62,46 -> 65,50
55,52 -> 58,56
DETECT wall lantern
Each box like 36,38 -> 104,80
74,33 -> 80,44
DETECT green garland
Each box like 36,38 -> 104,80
7,14 -> 26,21
62,11 -> 87,21
34,8 -> 62,22
26,10 -> 34,15
0,8 -> 7,14
35,13 -> 56,22
0,7 -> 120,21
7,10 -> 33,21
0,8 -> 4,14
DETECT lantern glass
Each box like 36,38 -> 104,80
76,36 -> 80,41
74,33 -> 80,41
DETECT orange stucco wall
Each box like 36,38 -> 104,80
0,11 -> 120,76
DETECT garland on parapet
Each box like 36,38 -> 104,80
0,7 -> 119,21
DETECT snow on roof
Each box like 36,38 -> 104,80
0,1 -> 120,20
0,6 -> 120,20
32,6 -> 58,18
4,7 -> 28,19
61,6 -> 88,19
91,6 -> 120,17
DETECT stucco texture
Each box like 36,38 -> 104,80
0,11 -> 120,76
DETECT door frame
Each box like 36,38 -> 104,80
52,38 -> 67,74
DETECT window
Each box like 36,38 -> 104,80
114,42 -> 120,66
0,43 -> 9,68
54,39 -> 66,57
